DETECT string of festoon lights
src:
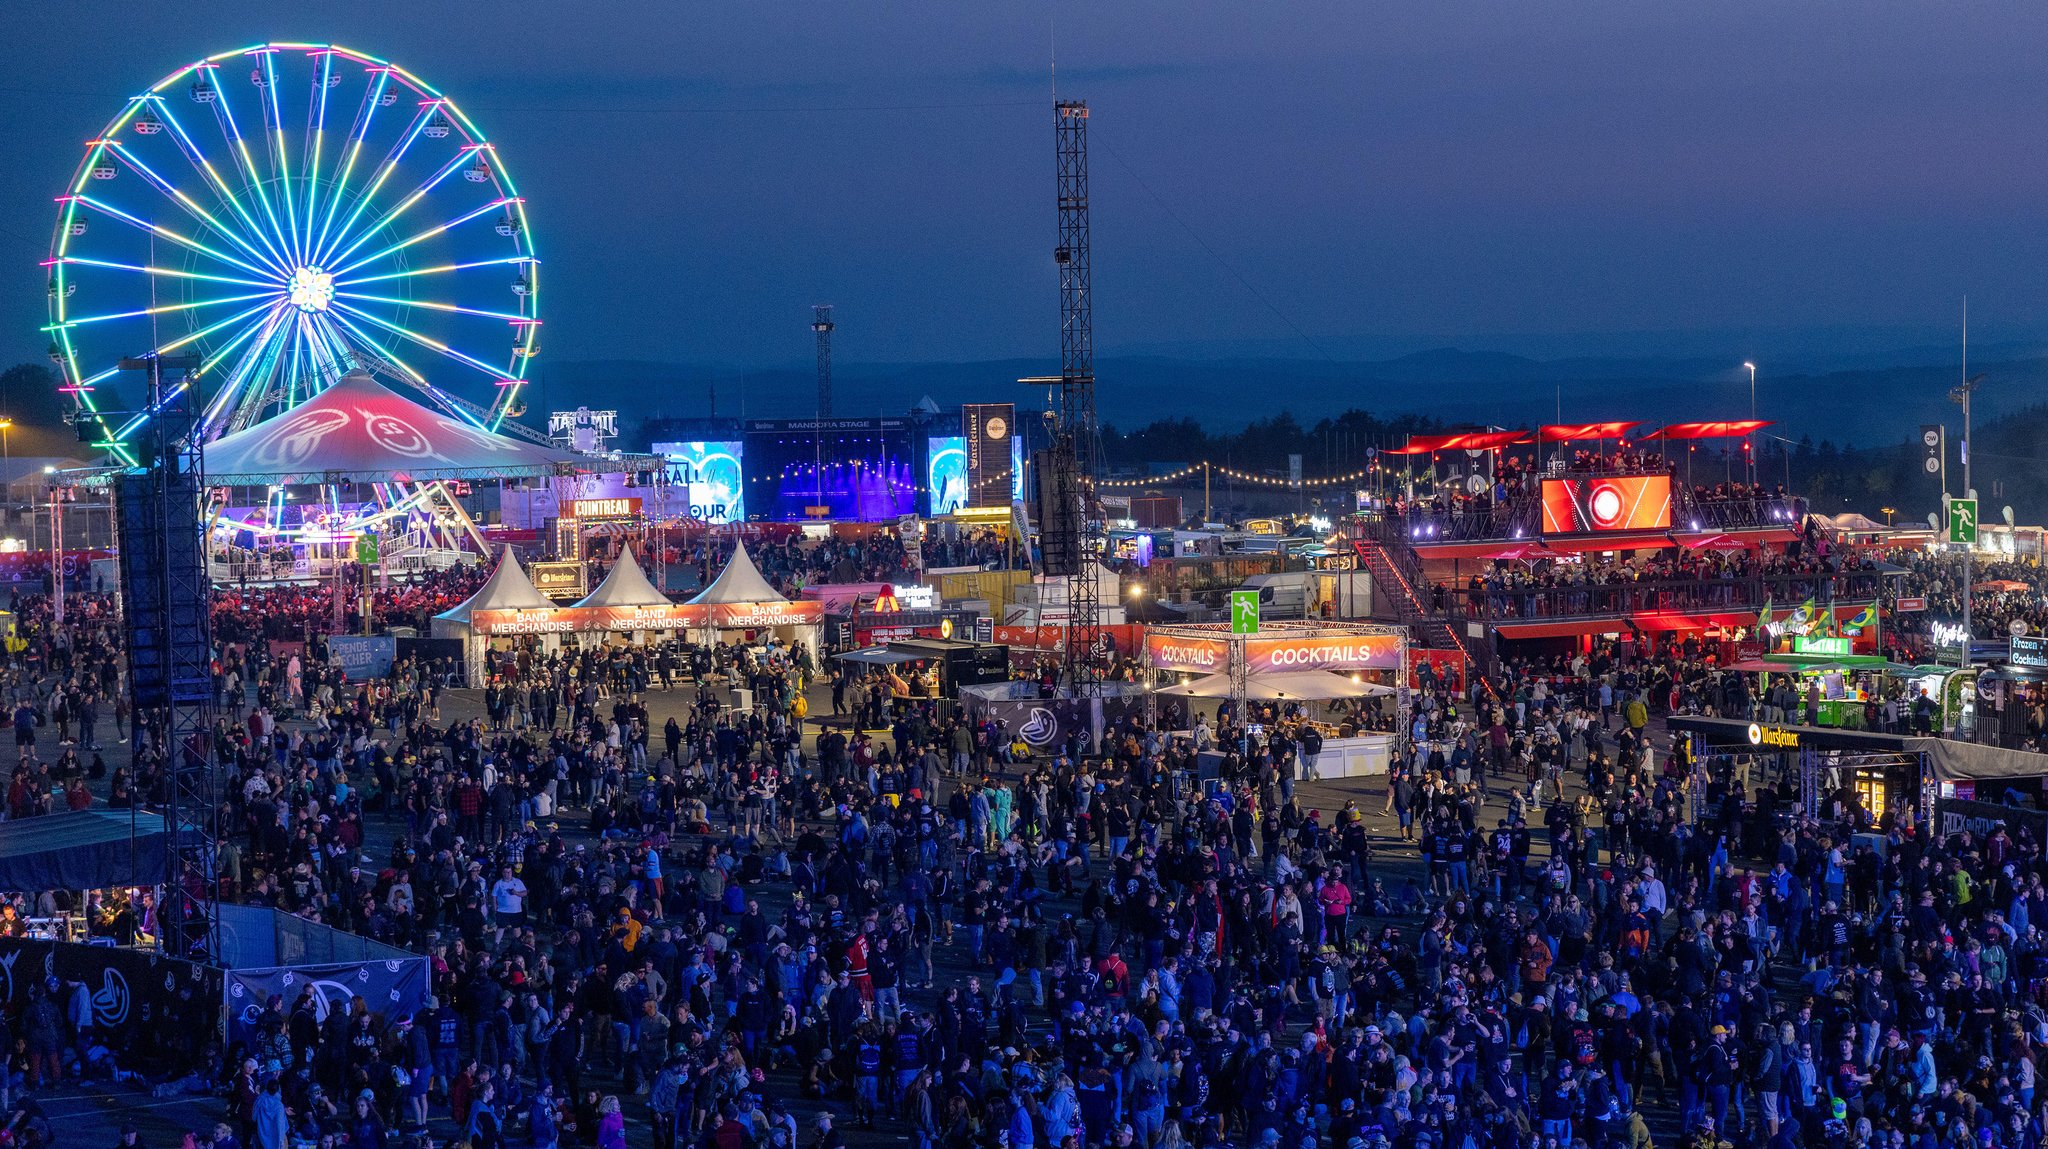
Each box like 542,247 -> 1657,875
1096,460 -> 1385,490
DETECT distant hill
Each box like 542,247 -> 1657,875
525,349 -> 2048,447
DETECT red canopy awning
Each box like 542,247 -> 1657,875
1538,421 -> 1641,443
205,370 -> 583,485
1640,419 -> 1773,441
1385,430 -> 1533,455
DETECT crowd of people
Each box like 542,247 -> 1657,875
0,513 -> 2045,1149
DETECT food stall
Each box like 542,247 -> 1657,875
1143,620 -> 1407,776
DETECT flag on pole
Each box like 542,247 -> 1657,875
1844,602 -> 1877,631
1790,596 -> 1816,628
1757,595 -> 1773,630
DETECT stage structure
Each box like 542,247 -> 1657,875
1023,99 -> 1107,692
112,353 -> 219,961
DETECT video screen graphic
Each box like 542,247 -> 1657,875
1539,475 -> 1671,533
927,436 -> 968,515
652,441 -> 746,523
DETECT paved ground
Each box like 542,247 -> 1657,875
29,677 -> 1653,1149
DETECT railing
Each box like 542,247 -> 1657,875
1359,493 -> 1810,546
1446,569 -> 1884,621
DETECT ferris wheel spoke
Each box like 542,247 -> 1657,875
332,254 -> 534,288
334,291 -> 530,323
311,68 -> 394,264
100,140 -> 292,279
321,148 -> 479,271
314,100 -> 438,269
69,297 -> 288,395
51,256 -> 277,291
98,300 -> 290,442
256,51 -> 304,266
323,309 -> 498,430
70,194 -> 283,283
329,197 -> 514,279
144,96 -> 297,277
298,51 -> 335,261
202,67 -> 296,274
46,288 -> 281,331
328,300 -> 507,379
200,307 -> 294,434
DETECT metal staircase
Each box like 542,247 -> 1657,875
1351,535 -> 1497,691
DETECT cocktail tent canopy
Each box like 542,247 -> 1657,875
0,810 -> 166,893
1155,670 -> 1393,700
435,545 -> 555,628
204,369 -> 584,485
688,542 -> 788,605
573,547 -> 672,609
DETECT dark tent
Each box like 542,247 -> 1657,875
0,810 -> 167,893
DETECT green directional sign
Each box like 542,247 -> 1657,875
1230,589 -> 1261,635
1949,498 -> 1978,545
354,531 -> 380,564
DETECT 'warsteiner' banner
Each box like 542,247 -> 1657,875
225,959 -> 429,1048
0,937 -> 219,1063
1244,634 -> 1402,672
963,403 -> 1015,506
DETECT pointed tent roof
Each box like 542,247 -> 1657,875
205,370 -> 581,485
687,541 -> 788,605
436,546 -> 556,626
572,547 -> 673,609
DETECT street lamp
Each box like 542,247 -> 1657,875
1743,362 -> 1757,482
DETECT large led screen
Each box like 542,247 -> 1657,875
928,436 -> 968,515
653,441 -> 746,523
1539,475 -> 1671,533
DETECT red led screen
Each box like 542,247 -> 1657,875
1539,475 -> 1672,533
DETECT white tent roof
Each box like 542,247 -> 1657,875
687,541 -> 788,605
1154,670 -> 1393,701
572,547 -> 671,609
436,546 -> 555,625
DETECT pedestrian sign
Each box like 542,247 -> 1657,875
1949,498 -> 1978,545
354,532 -> 379,564
1230,589 -> 1260,635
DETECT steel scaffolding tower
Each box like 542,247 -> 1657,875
114,354 -> 218,961
1053,99 -> 1103,691
812,305 -> 835,419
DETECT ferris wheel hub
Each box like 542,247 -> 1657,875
286,267 -> 335,314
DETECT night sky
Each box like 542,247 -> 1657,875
8,1 -> 2048,374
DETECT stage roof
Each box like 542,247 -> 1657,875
1538,421 -> 1640,443
0,810 -> 166,893
573,547 -> 671,609
1640,419 -> 1773,441
688,542 -> 788,605
1385,430 -> 1532,454
205,370 -> 583,485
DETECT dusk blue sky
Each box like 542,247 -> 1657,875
9,2 -> 2048,373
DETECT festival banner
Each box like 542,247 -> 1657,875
1244,633 -> 1403,672
226,959 -> 429,1048
0,937 -> 220,1064
709,600 -> 826,628
997,624 -> 1144,656
327,635 -> 397,680
1144,632 -> 1229,673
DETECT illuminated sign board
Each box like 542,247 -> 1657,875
2012,634 -> 2048,669
567,497 -> 640,521
529,560 -> 587,599
1746,723 -> 1800,749
1792,635 -> 1850,657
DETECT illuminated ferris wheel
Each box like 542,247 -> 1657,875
45,42 -> 539,457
